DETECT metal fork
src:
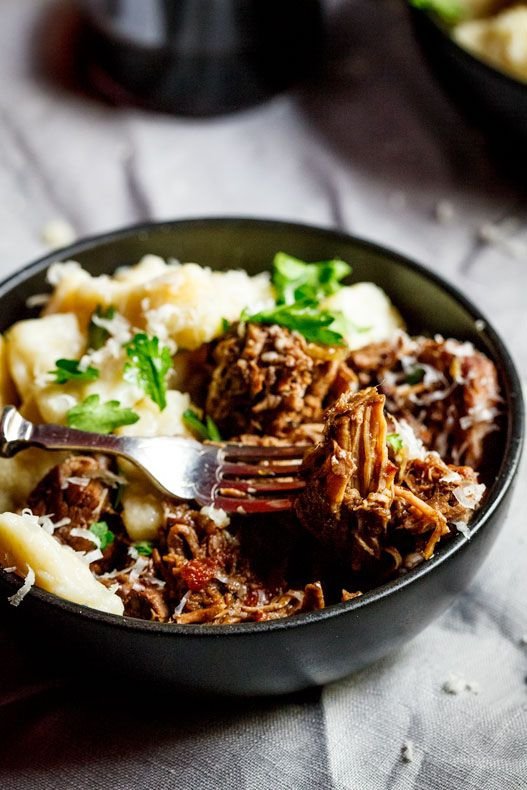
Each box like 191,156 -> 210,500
0,406 -> 307,513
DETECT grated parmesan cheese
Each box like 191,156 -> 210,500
440,470 -> 463,484
452,482 -> 486,510
200,505 -> 230,528
25,293 -> 51,309
174,590 -> 191,616
397,419 -> 428,461
453,520 -> 471,539
46,260 -> 82,287
8,564 -> 35,607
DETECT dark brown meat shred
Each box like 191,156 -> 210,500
120,586 -> 170,621
205,322 -> 346,438
348,332 -> 500,469
152,504 -> 325,624
295,388 -> 397,572
296,387 -> 485,576
26,455 -> 119,572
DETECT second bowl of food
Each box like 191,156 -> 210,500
408,0 -> 527,147
0,218 -> 522,695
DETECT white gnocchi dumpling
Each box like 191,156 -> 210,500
0,511 -> 124,615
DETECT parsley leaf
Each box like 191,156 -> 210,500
183,409 -> 222,442
123,333 -> 172,411
273,252 -> 352,306
89,520 -> 115,551
387,433 -> 404,453
409,0 -> 462,23
66,394 -> 140,433
134,541 -> 153,557
88,305 -> 116,350
405,367 -> 426,385
246,300 -> 345,346
49,358 -> 100,384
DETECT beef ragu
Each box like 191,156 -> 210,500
0,254 -> 500,622
23,322 -> 497,625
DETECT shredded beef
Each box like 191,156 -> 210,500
18,324 -> 495,625
296,387 -> 485,576
295,388 -> 397,572
205,322 -> 346,438
152,504 -> 324,624
348,331 -> 500,469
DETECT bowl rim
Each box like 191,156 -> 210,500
408,2 -> 527,94
0,216 -> 524,637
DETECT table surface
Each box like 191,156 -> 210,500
1,1 -> 526,788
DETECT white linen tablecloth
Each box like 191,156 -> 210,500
0,1 -> 526,788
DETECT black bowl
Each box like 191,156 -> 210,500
0,218 -> 523,696
409,5 -> 527,149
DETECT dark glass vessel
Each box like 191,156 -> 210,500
77,0 -> 325,116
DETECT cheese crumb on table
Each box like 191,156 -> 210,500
401,739 -> 414,763
442,673 -> 480,695
41,219 -> 76,249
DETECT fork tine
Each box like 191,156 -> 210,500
212,495 -> 296,513
222,443 -> 308,460
220,460 -> 304,477
218,479 -> 305,494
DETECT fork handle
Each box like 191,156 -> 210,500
0,405 -> 128,458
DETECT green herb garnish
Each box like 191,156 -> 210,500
49,358 -> 100,384
245,300 -> 345,346
183,409 -> 222,442
67,394 -> 140,433
124,333 -> 172,411
88,305 -> 116,350
405,367 -> 426,385
133,541 -> 153,557
387,433 -> 404,453
409,0 -> 463,24
272,252 -> 352,306
89,520 -> 115,551
221,318 -> 231,333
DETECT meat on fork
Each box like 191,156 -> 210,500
295,387 -> 397,572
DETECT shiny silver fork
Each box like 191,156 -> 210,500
0,406 -> 306,513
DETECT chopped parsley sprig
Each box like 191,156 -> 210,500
134,541 -> 153,557
409,0 -> 463,24
67,394 -> 139,434
183,409 -> 222,442
89,521 -> 115,551
273,252 -> 352,306
405,367 -> 425,385
124,333 -> 172,411
244,301 -> 346,346
387,433 -> 404,453
49,358 -> 100,384
242,252 -> 353,346
88,305 -> 116,350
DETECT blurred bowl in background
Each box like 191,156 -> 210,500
76,0 -> 325,116
408,5 -> 527,151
